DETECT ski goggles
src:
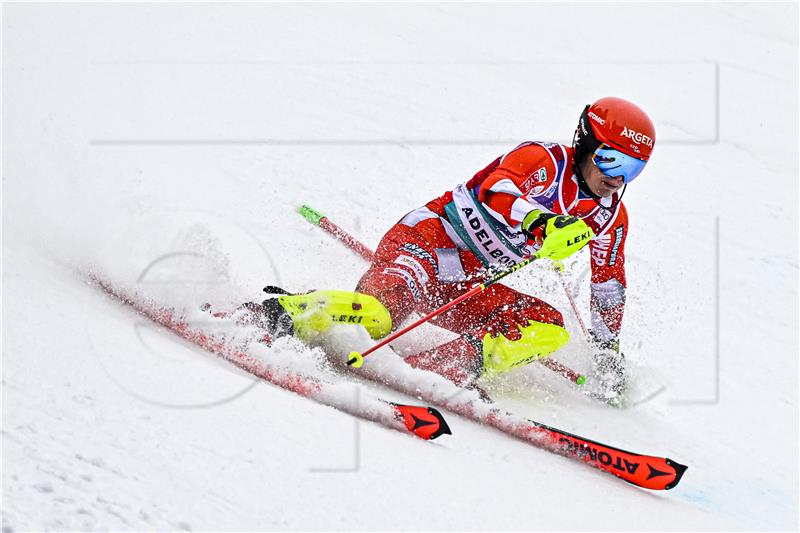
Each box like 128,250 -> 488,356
592,145 -> 647,184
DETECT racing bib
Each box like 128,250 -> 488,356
443,184 -> 531,267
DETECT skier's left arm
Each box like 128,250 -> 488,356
587,203 -> 629,348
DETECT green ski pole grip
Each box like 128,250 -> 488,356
299,205 -> 325,226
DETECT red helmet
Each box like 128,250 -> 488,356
573,96 -> 656,167
572,97 -> 655,190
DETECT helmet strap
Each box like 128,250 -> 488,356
605,183 -> 627,211
574,166 -> 596,197
572,104 -> 601,197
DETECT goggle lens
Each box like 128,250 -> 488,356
593,145 -> 647,184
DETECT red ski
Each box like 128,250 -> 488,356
89,273 -> 685,490
523,420 -> 686,490
89,274 -> 450,442
354,362 -> 687,490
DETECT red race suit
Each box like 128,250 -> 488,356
357,141 -> 628,384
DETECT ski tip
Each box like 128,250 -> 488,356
346,351 -> 364,368
664,459 -> 689,490
576,374 -> 586,386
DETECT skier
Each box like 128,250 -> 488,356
256,97 -> 655,400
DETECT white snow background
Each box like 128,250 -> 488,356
2,2 -> 798,531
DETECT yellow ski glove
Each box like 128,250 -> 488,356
522,210 -> 595,261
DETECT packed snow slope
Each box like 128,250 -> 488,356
3,3 -> 798,531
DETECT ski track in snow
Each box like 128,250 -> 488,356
3,3 -> 798,531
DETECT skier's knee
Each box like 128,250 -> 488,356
278,290 -> 393,341
356,266 -> 422,326
481,321 -> 570,375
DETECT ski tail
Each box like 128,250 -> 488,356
392,404 -> 452,440
529,420 -> 688,490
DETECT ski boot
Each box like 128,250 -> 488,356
233,287 -> 296,338
241,286 -> 393,343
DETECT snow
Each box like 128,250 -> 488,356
3,2 -> 798,530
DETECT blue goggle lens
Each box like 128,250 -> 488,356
593,145 -> 647,184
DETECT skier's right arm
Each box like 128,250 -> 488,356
473,144 -> 592,260
472,144 -> 558,228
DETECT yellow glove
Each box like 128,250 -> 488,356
522,210 -> 595,261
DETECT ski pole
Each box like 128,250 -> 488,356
298,204 -> 586,383
346,257 -> 538,367
538,357 -> 586,385
298,205 -> 375,263
551,264 -> 592,341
